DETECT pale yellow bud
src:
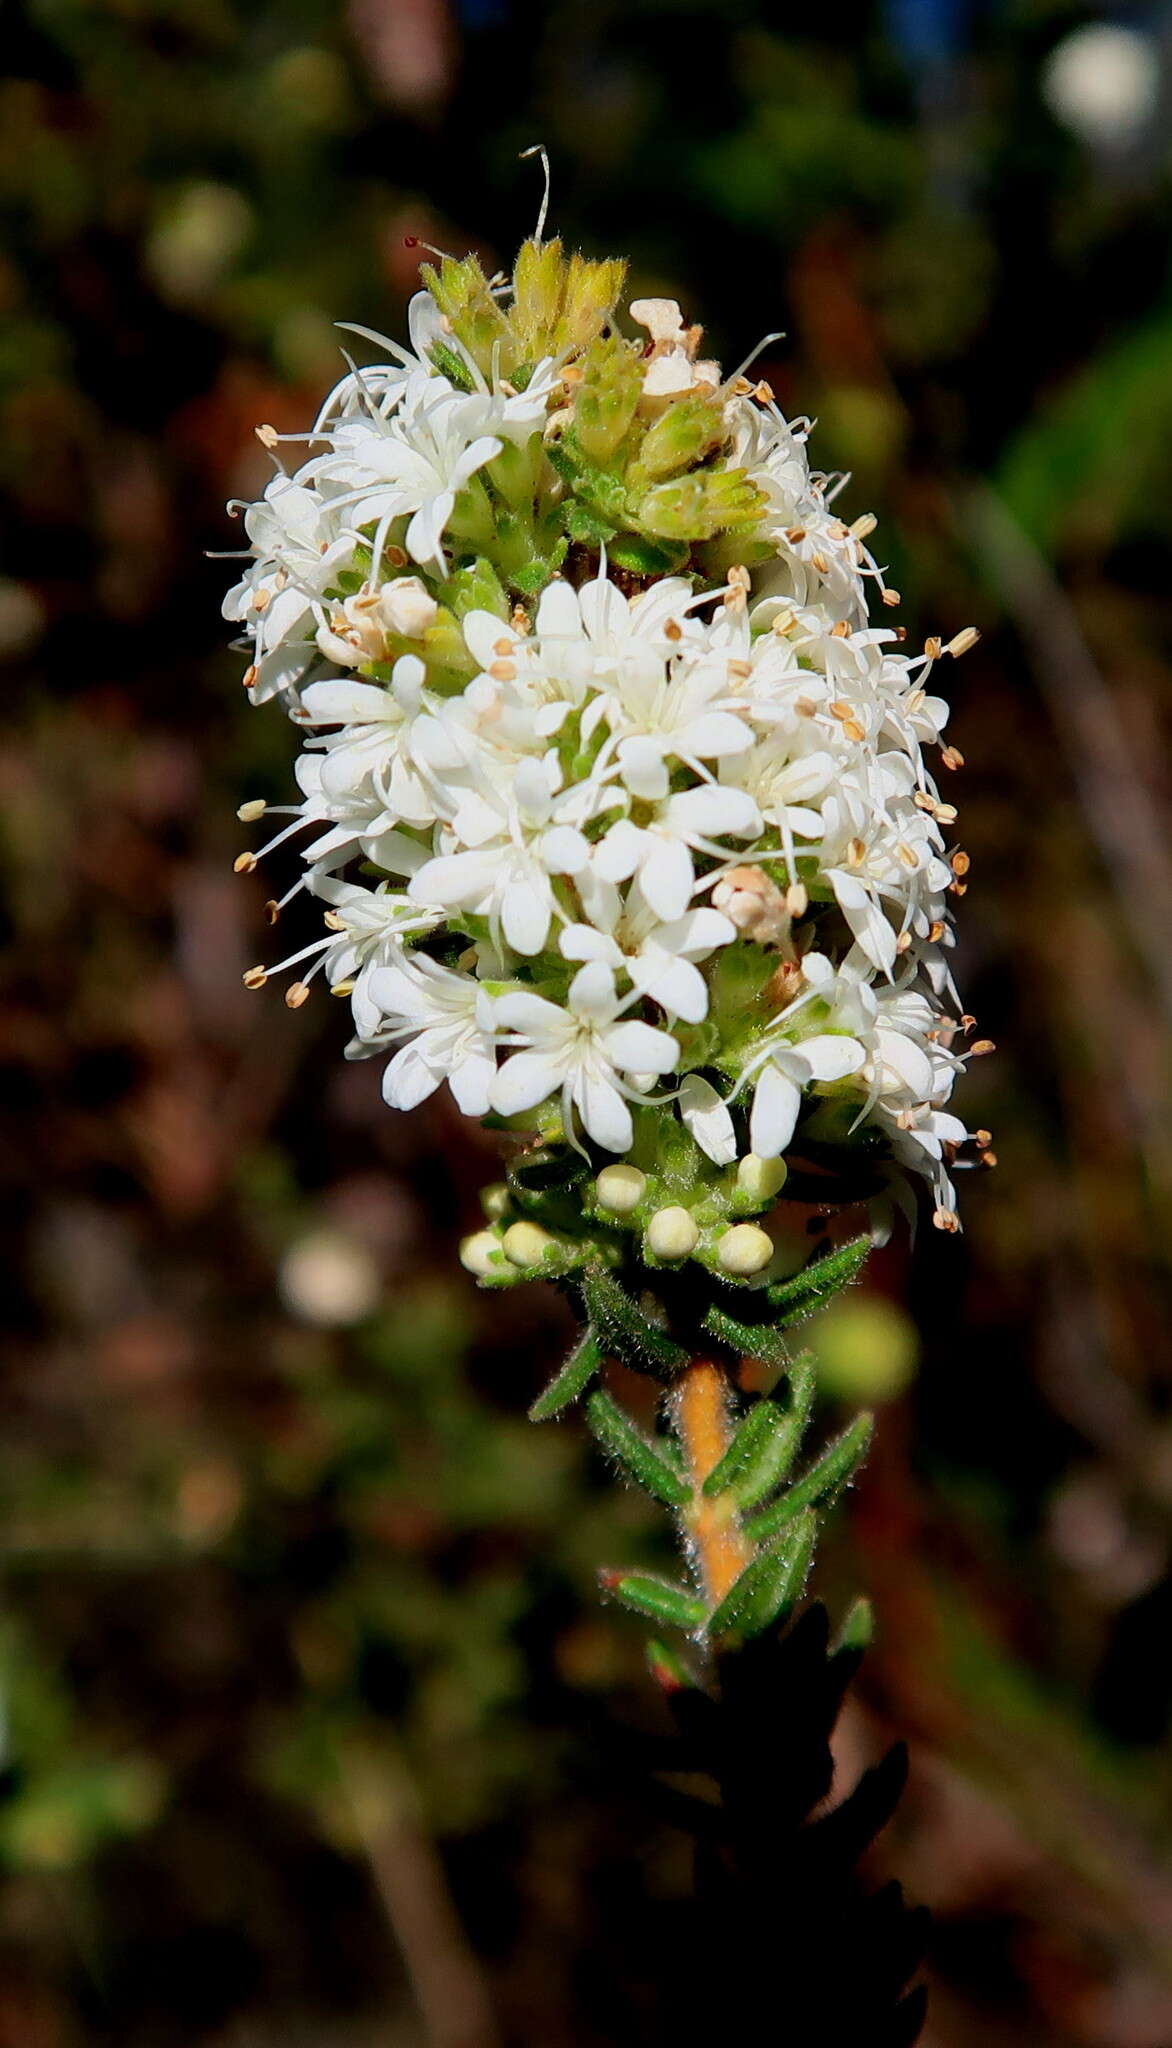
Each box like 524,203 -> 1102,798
377,576 -> 438,639
503,1220 -> 555,1268
645,1207 -> 699,1260
460,1230 -> 500,1276
595,1164 -> 647,1214
735,1155 -> 788,1203
480,1182 -> 511,1222
717,1223 -> 774,1276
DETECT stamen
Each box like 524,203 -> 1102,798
519,144 -> 552,245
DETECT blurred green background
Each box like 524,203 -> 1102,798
3,0 -> 1172,2041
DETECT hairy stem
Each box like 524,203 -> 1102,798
674,1356 -> 754,1611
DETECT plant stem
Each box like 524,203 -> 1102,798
674,1356 -> 754,1611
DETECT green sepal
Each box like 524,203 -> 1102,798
428,341 -> 476,392
572,333 -> 643,464
764,1236 -> 871,1323
605,531 -> 691,577
546,432 -> 629,523
581,1268 -> 689,1376
510,545 -> 567,597
835,1595 -> 875,1653
707,1510 -> 817,1638
565,500 -> 618,547
586,1390 -> 692,1507
743,1413 -> 875,1546
601,1571 -> 706,1632
700,1355 -> 816,1508
529,1330 -> 602,1421
627,388 -> 726,486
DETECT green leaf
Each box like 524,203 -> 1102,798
529,1331 -> 601,1421
764,1236 -> 871,1324
582,1268 -> 688,1376
601,1572 -> 706,1632
743,1413 -> 874,1546
701,1356 -> 816,1508
585,1390 -> 692,1507
701,1304 -> 793,1370
707,1511 -> 817,1637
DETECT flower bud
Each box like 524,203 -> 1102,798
503,1220 -> 556,1268
633,389 -> 725,484
594,1164 -> 647,1214
736,1154 -> 788,1203
480,1182 -> 511,1222
377,576 -> 438,639
460,1230 -> 501,1276
717,1223 -> 774,1276
645,1206 -> 699,1260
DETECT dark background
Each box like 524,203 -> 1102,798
3,1 -> 1172,2042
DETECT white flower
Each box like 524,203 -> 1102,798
408,754 -> 591,956
493,962 -> 679,1152
746,1031 -> 868,1159
559,880 -> 735,1024
365,952 -> 498,1115
223,476 -> 352,702
309,368 -> 504,573
591,784 -> 762,923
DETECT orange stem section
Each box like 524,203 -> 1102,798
675,1357 -> 754,1611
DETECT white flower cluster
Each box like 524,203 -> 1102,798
227,268 -> 982,1239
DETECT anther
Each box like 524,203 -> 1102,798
243,966 -> 268,990
881,588 -> 901,607
265,900 -> 280,925
850,513 -> 877,539
489,659 -> 516,682
947,627 -> 980,657
950,850 -> 971,877
810,552 -> 830,574
933,1207 -> 961,1233
285,982 -> 310,1009
969,1038 -> 995,1056
255,424 -> 279,449
243,665 -> 259,689
237,799 -> 267,822
664,618 -> 683,642
234,851 -> 258,873
924,636 -> 942,660
941,745 -> 965,771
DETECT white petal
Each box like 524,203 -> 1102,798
668,783 -> 761,840
559,923 -> 623,966
301,680 -> 393,724
828,870 -> 897,975
593,819 -> 644,884
540,825 -> 590,875
494,990 -> 567,1038
678,712 -> 755,759
603,1019 -> 679,1075
382,1044 -> 441,1111
749,1064 -> 801,1158
678,1073 -> 736,1165
576,1072 -> 633,1152
449,1051 -> 495,1116
797,1033 -> 867,1083
617,737 -> 669,801
492,1049 -> 565,1116
502,878 -> 551,956
633,951 -> 709,1024
463,609 -> 515,669
534,580 -> 581,637
640,836 -> 694,921
568,961 -> 619,1024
